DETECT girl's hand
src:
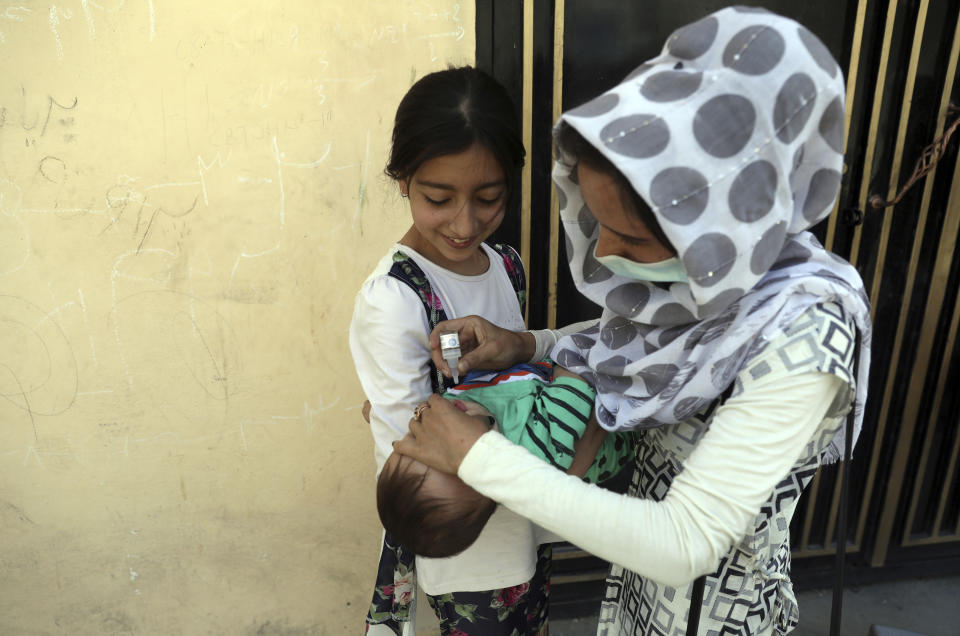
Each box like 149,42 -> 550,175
429,315 -> 535,378
393,394 -> 489,474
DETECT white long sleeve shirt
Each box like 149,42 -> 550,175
459,347 -> 843,588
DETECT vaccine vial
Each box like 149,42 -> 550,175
439,331 -> 462,384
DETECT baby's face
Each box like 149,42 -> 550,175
449,399 -> 496,426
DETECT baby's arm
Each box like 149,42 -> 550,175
566,413 -> 607,478
551,365 -> 606,478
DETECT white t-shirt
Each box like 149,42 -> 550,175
349,242 -> 539,594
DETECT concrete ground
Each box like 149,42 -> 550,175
549,574 -> 960,635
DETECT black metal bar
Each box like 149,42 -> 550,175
831,336 -> 860,636
687,574 -> 706,635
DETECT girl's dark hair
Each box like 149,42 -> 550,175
386,66 -> 525,215
554,122 -> 674,252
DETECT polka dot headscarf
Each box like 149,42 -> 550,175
550,6 -> 872,461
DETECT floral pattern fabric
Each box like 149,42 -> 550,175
426,545 -> 552,636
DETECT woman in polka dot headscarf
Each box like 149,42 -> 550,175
397,7 -> 872,634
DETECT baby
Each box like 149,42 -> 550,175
377,361 -> 634,558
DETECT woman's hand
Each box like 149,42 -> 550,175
393,394 -> 489,474
429,315 -> 535,378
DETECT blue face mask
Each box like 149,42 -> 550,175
593,244 -> 688,282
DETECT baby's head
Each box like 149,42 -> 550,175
377,452 -> 496,558
377,405 -> 497,558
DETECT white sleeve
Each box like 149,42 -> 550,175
458,369 -> 844,587
529,319 -> 599,362
349,276 -> 433,473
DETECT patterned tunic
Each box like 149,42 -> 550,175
598,302 -> 856,635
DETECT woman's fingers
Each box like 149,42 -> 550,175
429,316 -> 489,376
393,430 -> 419,457
393,395 -> 488,474
429,316 -> 533,376
456,338 -> 501,374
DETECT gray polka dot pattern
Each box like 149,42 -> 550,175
583,239 -> 613,282
674,397 -> 707,420
638,364 -> 679,394
651,302 -> 696,325
597,373 -> 633,394
798,26 -> 838,78
570,332 -> 597,349
606,283 -> 651,318
751,221 -> 788,274
693,94 -> 756,157
793,144 -> 806,171
667,16 -> 718,60
596,355 -> 631,375
774,73 -> 817,143
577,205 -> 597,237
548,7 -> 869,439
710,344 -> 748,389
683,233 -> 737,286
732,6 -> 772,14
650,167 -> 709,225
660,362 -> 698,401
698,287 -> 746,317
777,240 -> 814,266
723,25 -> 785,75
728,160 -> 777,222
641,71 -> 703,102
624,63 -> 654,82
819,96 -> 845,153
601,114 -> 671,158
658,324 -> 689,347
802,169 -> 842,221
553,348 -> 586,370
685,310 -> 737,348
569,93 -> 619,118
600,316 -> 639,349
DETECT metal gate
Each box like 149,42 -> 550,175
478,0 -> 960,615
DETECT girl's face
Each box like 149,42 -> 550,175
400,142 -> 507,275
578,162 -> 674,264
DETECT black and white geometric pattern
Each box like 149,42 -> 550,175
597,302 -> 854,635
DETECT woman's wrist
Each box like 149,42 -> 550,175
516,330 -> 539,363
527,329 -> 557,362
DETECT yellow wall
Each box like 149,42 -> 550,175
0,2 -> 472,633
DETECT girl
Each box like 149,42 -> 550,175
349,66 -> 550,636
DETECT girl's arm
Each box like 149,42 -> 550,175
350,276 -> 433,472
